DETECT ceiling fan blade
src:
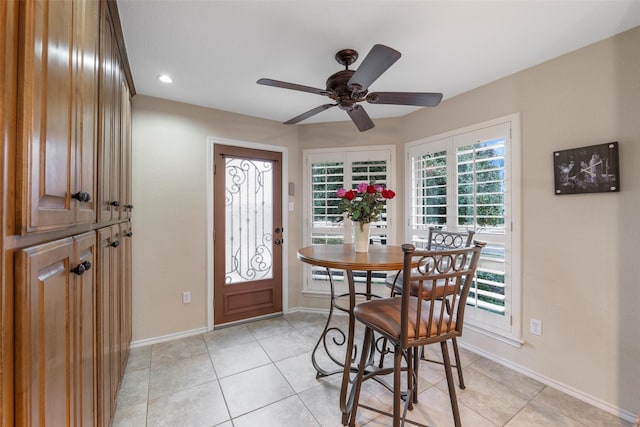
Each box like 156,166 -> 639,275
346,105 -> 375,132
257,78 -> 327,95
283,104 -> 336,125
347,44 -> 401,92
367,92 -> 443,107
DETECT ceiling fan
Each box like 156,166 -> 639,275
257,44 -> 443,132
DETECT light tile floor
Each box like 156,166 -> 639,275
113,312 -> 632,427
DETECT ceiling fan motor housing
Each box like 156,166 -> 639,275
326,69 -> 364,110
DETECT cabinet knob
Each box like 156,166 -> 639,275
71,263 -> 86,275
125,204 -> 134,210
125,231 -> 133,237
82,260 -> 92,271
110,200 -> 120,207
110,240 -> 120,248
72,191 -> 91,202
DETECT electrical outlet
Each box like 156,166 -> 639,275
530,318 -> 542,336
182,291 -> 191,304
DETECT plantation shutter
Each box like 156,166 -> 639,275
303,147 -> 395,293
406,117 -> 520,341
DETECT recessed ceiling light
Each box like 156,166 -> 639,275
157,74 -> 173,84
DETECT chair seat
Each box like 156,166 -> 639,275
354,297 -> 455,341
385,274 -> 452,299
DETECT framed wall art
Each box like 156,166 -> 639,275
553,142 -> 620,195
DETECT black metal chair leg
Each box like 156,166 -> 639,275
412,347 -> 420,404
348,328 -> 373,427
441,341 -> 462,427
393,344 -> 402,427
451,337 -> 465,389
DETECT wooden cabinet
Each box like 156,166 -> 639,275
98,6 -> 123,223
119,221 -> 133,368
120,82 -> 133,220
75,232 -> 98,427
74,0 -> 100,226
5,1 -> 134,426
97,224 -> 130,426
97,225 -> 115,426
1,1 -> 18,425
16,0 -> 99,234
15,232 -> 96,427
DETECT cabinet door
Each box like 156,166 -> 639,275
109,225 -> 122,406
15,237 -> 75,426
96,226 -> 112,426
17,0 -> 75,232
96,224 -> 122,427
119,222 -> 133,369
17,0 -> 98,233
73,0 -> 99,225
74,231 -> 96,427
120,82 -> 132,220
15,234 -> 97,427
98,9 -> 120,223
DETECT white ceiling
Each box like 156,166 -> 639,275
117,0 -> 640,127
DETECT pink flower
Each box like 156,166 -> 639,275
357,182 -> 368,193
374,184 -> 384,193
336,188 -> 347,198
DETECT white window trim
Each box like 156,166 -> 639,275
405,113 -> 522,345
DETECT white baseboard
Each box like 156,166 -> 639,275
458,340 -> 637,423
130,327 -> 208,349
287,306 -> 347,317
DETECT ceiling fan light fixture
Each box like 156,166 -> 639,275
157,74 -> 173,84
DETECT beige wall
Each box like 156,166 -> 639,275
131,26 -> 639,417
399,26 -> 640,416
131,97 -> 300,340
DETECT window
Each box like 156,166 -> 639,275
406,114 -> 522,344
303,146 -> 396,294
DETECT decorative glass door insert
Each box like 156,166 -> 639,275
224,157 -> 274,284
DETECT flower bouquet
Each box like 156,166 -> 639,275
336,182 -> 395,252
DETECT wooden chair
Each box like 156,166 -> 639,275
381,227 -> 475,389
349,242 -> 484,427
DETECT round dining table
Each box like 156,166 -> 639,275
297,243 -> 407,425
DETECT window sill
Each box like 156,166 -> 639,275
464,323 -> 524,348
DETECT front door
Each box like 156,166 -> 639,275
213,144 -> 283,325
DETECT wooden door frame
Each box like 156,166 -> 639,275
206,137 -> 289,330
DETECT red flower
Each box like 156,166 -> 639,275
367,185 -> 376,194
382,189 -> 396,199
345,190 -> 356,200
